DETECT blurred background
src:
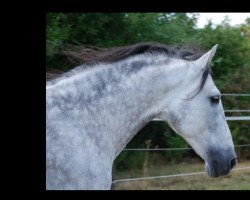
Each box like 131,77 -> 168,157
46,13 -> 250,190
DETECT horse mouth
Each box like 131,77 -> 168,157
205,158 -> 237,177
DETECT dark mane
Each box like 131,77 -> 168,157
64,42 -> 204,64
49,42 -> 212,97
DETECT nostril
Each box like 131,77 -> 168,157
230,158 -> 237,169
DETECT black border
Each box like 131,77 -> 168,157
44,0 -> 249,12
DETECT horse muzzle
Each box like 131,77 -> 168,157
205,149 -> 237,177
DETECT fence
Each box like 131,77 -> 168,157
112,167 -> 250,184
112,94 -> 250,185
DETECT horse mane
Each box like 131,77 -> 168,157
48,42 -> 211,96
63,42 -> 205,64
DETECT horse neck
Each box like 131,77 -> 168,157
47,55 -> 188,159
87,56 -> 188,158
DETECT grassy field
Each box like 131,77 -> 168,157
112,159 -> 250,190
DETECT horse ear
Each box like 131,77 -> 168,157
195,44 -> 218,69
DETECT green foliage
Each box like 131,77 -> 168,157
115,122 -> 172,170
46,13 -> 127,70
46,13 -> 71,69
163,130 -> 189,162
229,121 -> 250,159
47,13 -> 250,168
114,122 -> 189,169
195,18 -> 249,82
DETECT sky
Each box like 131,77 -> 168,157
195,13 -> 250,28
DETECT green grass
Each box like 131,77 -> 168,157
112,160 -> 250,190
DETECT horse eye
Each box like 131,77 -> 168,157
210,95 -> 220,104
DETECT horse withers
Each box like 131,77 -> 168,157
46,43 -> 237,189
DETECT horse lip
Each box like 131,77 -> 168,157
205,147 -> 237,177
210,167 -> 220,177
205,158 -> 234,177
205,162 -> 220,177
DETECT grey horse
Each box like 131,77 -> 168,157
46,43 -> 237,190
